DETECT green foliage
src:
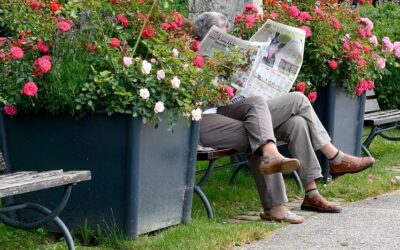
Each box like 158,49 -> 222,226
360,3 -> 400,109
0,0 -> 235,127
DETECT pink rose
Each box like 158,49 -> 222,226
343,43 -> 350,51
171,76 -> 181,88
223,86 -> 235,98
367,80 -> 375,90
194,55 -> 204,68
353,41 -> 362,49
369,35 -> 378,46
328,60 -> 338,70
332,18 -> 341,30
4,105 -> 17,116
22,81 -> 38,96
109,37 -> 120,48
156,70 -> 165,80
150,58 -> 157,64
141,60 -> 152,74
244,3 -> 258,13
299,26 -> 312,39
307,92 -> 317,102
123,56 -> 132,67
394,41 -> 400,51
297,11 -> 312,21
358,28 -> 366,38
395,49 -> 400,59
355,80 -> 368,96
58,21 -> 71,32
289,6 -> 300,18
154,101 -> 165,113
172,48 -> 179,57
33,56 -> 52,77
10,46 -> 24,60
139,88 -> 150,99
376,56 -> 386,69
37,41 -> 49,54
269,12 -> 279,19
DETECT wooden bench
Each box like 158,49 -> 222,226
0,169 -> 91,250
362,90 -> 400,157
195,145 -> 304,219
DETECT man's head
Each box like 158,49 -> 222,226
194,12 -> 229,40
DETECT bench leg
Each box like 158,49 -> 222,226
291,171 -> 304,194
0,184 -> 75,250
193,185 -> 214,219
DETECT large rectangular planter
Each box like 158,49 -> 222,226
313,84 -> 366,178
0,112 -> 199,238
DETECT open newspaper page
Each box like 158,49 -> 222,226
244,19 -> 306,99
199,26 -> 261,94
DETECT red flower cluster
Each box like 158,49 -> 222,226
233,3 -> 263,29
117,13 -> 129,28
10,46 -> 24,60
355,79 -> 374,96
162,11 -> 183,31
37,41 -> 49,54
142,24 -> 156,39
49,0 -> 62,13
25,0 -> 45,10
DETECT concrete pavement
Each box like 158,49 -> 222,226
236,190 -> 400,250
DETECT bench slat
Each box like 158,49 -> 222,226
364,110 -> 400,125
0,170 -> 91,198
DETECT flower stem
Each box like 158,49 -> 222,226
132,0 -> 157,56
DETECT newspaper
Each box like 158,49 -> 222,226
200,19 -> 306,100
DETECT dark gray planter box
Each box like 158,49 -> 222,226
313,84 -> 366,178
0,112 -> 199,238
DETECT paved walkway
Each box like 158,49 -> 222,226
235,190 -> 400,250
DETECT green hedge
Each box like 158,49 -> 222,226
361,3 -> 400,109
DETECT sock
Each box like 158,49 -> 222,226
329,150 -> 344,165
305,188 -> 319,198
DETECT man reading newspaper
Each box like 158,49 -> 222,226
195,12 -> 375,224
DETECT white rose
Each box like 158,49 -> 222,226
172,48 -> 179,57
154,101 -> 165,113
141,60 -> 152,74
171,76 -> 181,88
123,56 -> 133,67
191,108 -> 202,121
139,88 -> 150,99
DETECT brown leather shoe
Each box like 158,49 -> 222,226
259,156 -> 300,175
330,154 -> 375,177
301,194 -> 342,213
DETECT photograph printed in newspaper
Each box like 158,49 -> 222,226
199,20 -> 306,101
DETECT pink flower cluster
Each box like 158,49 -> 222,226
33,55 -> 52,77
355,79 -> 374,96
162,11 -> 183,31
382,37 -> 400,58
234,3 -> 263,29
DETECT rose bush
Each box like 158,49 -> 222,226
0,0 -> 236,128
231,0 -> 400,101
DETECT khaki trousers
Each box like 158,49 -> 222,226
199,92 -> 331,210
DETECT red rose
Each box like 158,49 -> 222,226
194,55 -> 204,68
328,60 -> 338,70
86,42 -> 97,53
142,25 -> 156,39
296,82 -> 306,93
58,21 -> 71,32
162,23 -> 171,30
117,14 -> 128,28
37,41 -> 49,54
10,46 -> 24,60
49,1 -> 62,13
307,91 -> 317,102
22,81 -> 38,97
109,37 -> 120,48
363,46 -> 370,54
4,105 -> 17,116
171,11 -> 183,27
244,3 -> 258,13
111,0 -> 118,3
191,40 -> 201,52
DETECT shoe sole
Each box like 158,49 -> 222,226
259,159 -> 300,175
260,213 -> 304,224
330,162 -> 374,177
300,204 -> 342,213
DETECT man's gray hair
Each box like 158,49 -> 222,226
194,12 -> 229,40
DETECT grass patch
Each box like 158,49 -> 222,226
1,128 -> 400,249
